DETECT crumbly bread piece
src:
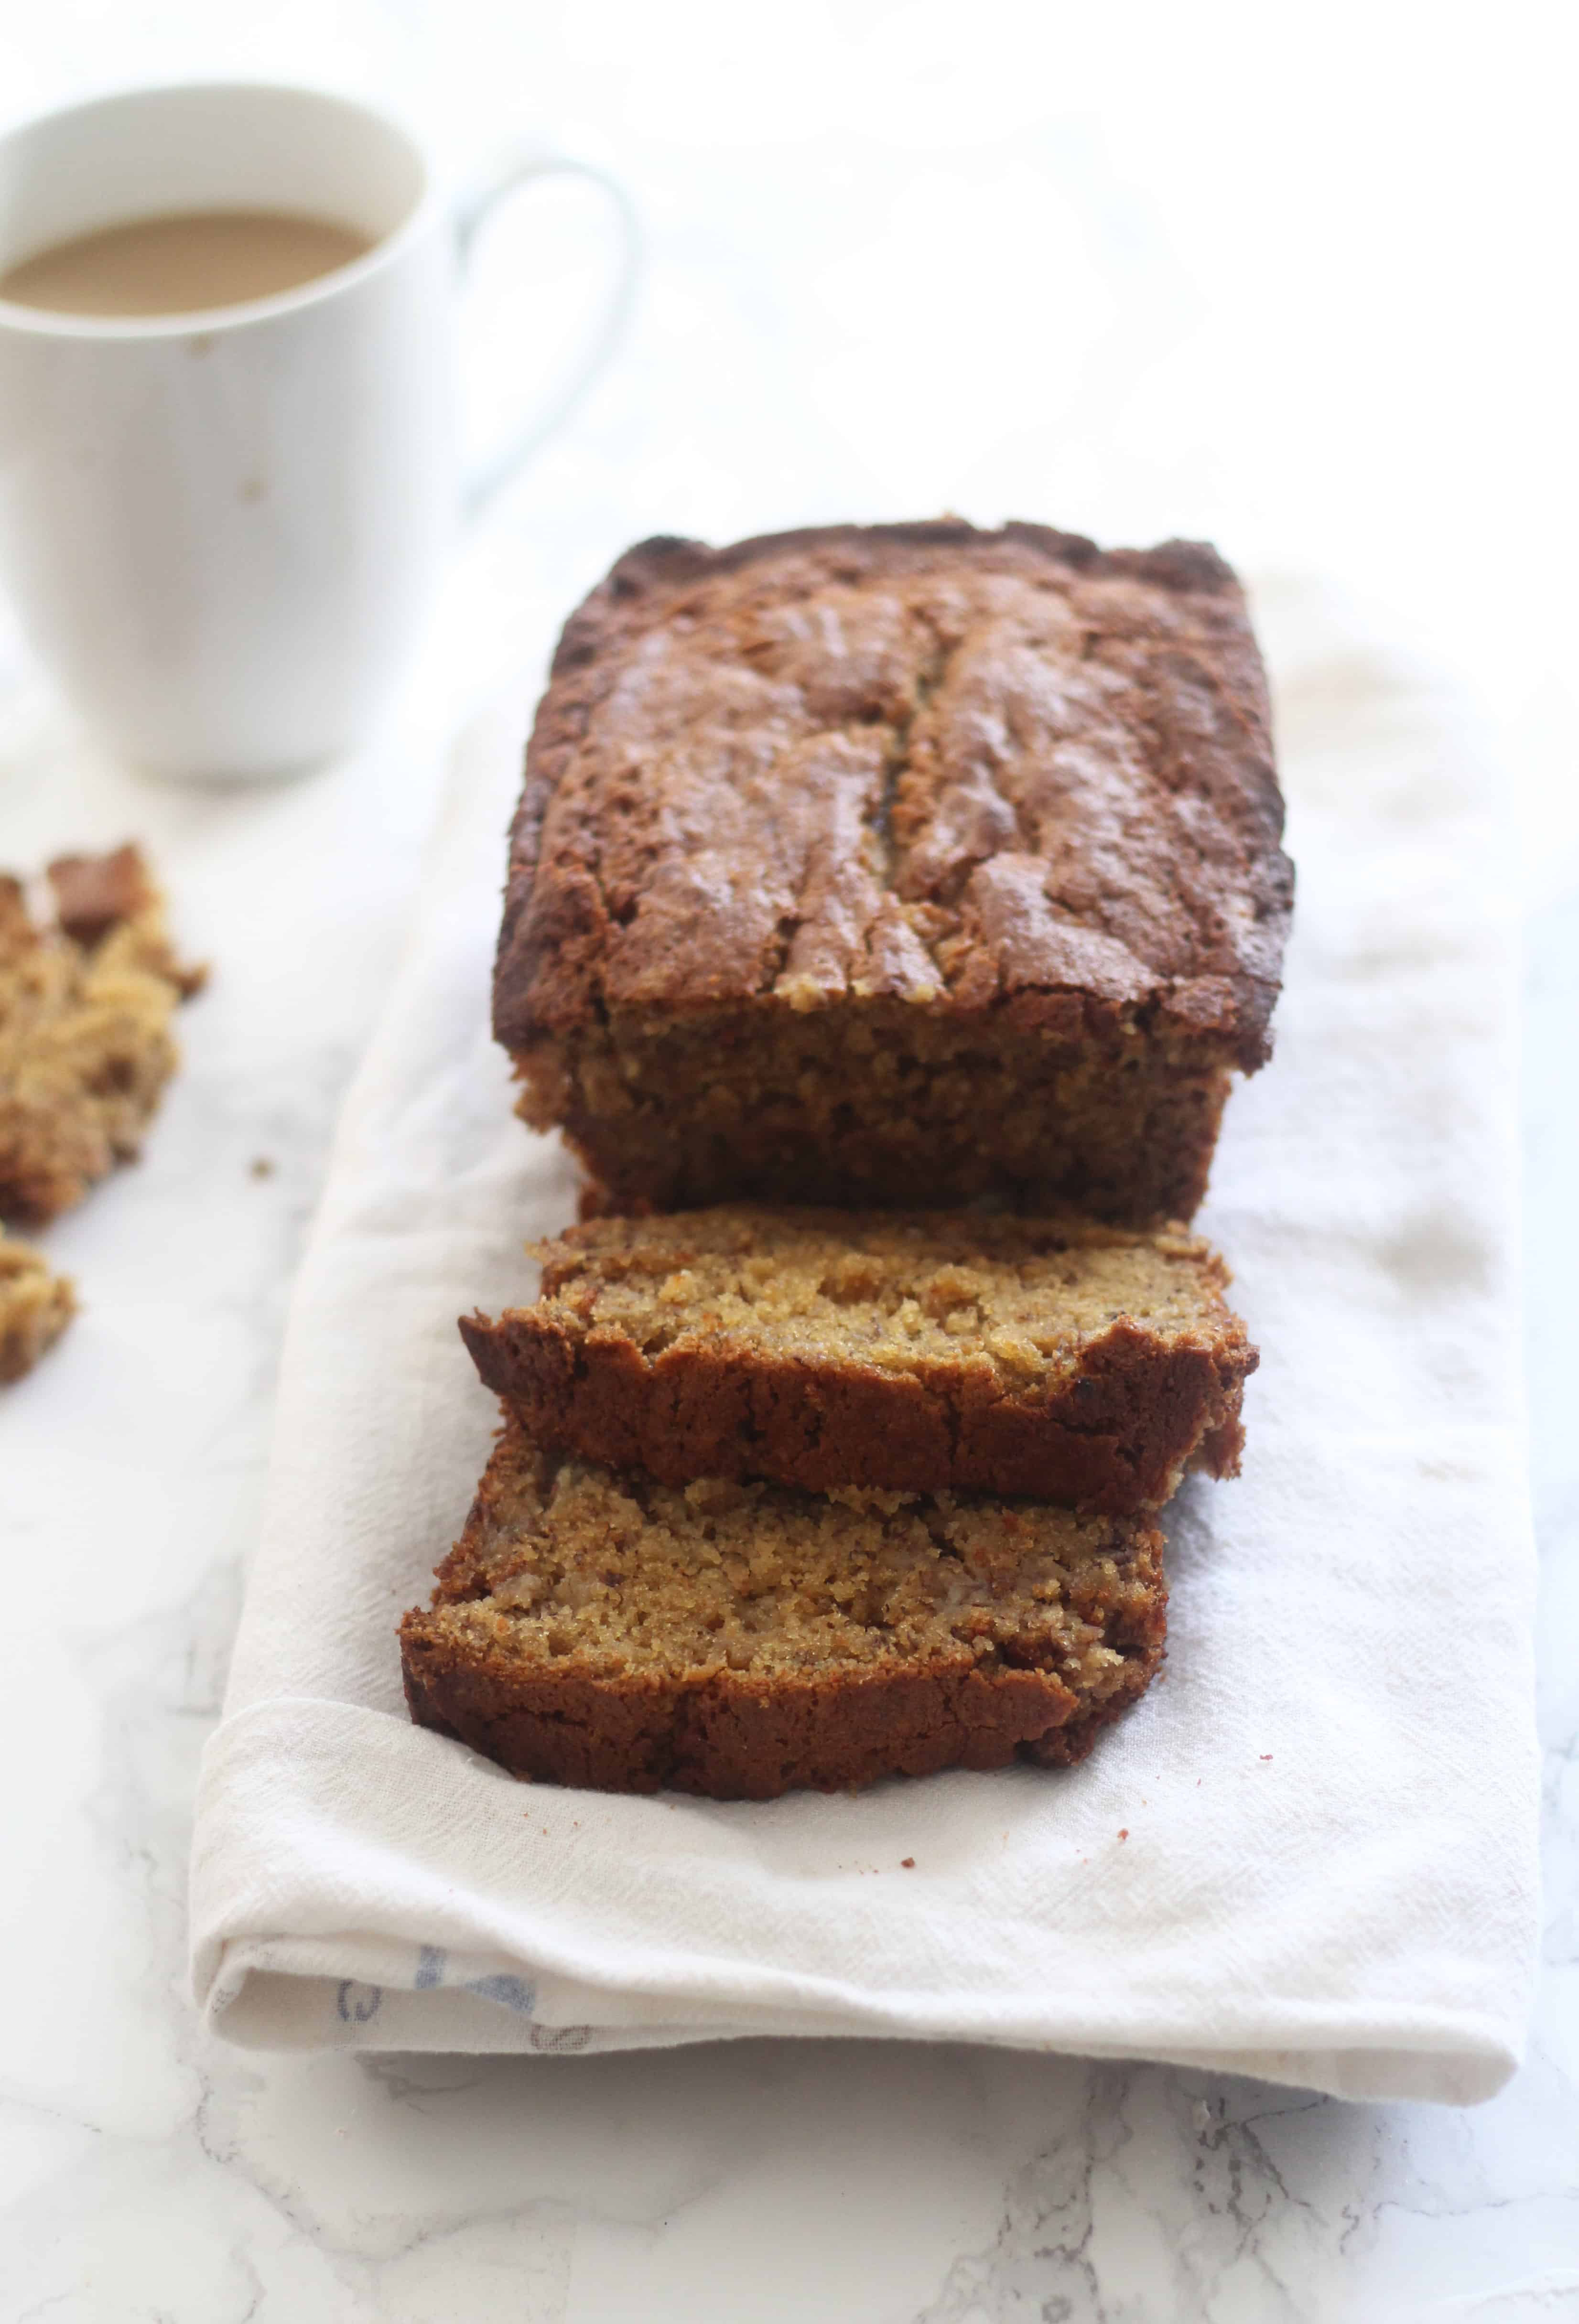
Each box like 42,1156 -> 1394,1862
0,1227 -> 75,1383
462,1205 -> 1256,1513
400,1415 -> 1167,1799
0,845 -> 204,1226
494,521 -> 1292,1223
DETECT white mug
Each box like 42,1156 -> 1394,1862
0,82 -> 638,781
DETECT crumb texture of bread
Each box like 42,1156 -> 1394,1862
0,844 -> 205,1226
0,1227 -> 75,1383
493,520 -> 1292,1222
462,1205 -> 1256,1511
400,1415 -> 1167,1799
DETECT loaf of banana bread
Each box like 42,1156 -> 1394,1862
400,1414 -> 1167,1799
461,1205 -> 1255,1511
493,521 -> 1292,1223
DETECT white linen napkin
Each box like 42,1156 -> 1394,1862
189,573 -> 1539,2104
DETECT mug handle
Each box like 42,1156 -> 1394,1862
454,152 -> 641,517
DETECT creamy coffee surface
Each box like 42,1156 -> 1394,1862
0,209 -> 373,316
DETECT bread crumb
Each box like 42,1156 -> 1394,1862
0,1229 -> 76,1382
1,841 -> 202,1223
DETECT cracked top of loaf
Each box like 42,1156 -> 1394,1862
494,521 -> 1293,1072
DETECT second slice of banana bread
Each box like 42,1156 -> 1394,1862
461,1205 -> 1256,1513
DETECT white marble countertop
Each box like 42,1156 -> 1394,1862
3,7 -> 1577,2317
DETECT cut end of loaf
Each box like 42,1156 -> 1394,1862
509,1008 -> 1235,1225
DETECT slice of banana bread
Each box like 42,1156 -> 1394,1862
400,1414 -> 1167,1799
0,1227 -> 75,1382
460,1205 -> 1255,1513
0,844 -> 204,1226
494,521 -> 1292,1223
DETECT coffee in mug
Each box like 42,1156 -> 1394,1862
0,209 -> 374,318
0,83 -> 638,782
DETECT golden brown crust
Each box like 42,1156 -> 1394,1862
462,1318 -> 1246,1514
400,1627 -> 1157,1797
495,521 -> 1290,1063
459,1205 -> 1256,1512
400,1415 -> 1167,1800
490,521 -> 1290,1222
0,842 -> 204,1226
